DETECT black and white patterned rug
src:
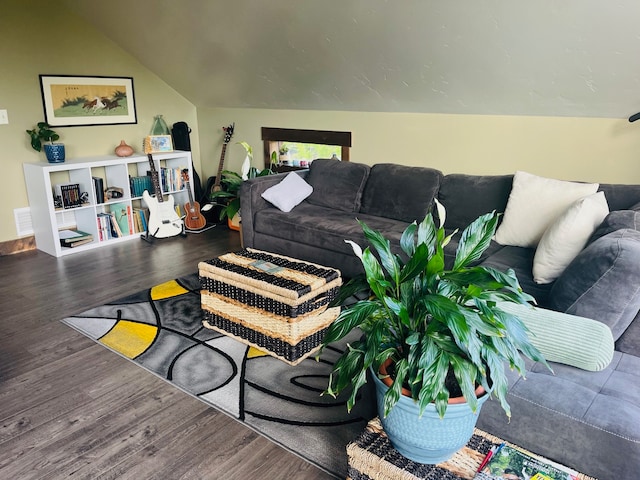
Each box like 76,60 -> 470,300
61,273 -> 375,478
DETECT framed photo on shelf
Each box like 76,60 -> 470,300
144,135 -> 174,153
39,75 -> 137,127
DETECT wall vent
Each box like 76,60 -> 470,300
14,207 -> 33,236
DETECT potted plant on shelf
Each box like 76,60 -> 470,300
319,201 -> 550,464
26,121 -> 65,163
278,144 -> 290,164
210,141 -> 273,230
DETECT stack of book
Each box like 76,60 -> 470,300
59,229 -> 93,248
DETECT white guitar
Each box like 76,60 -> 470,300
142,153 -> 183,238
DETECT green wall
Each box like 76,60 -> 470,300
0,0 -> 199,243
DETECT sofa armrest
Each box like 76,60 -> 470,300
239,170 -> 309,247
498,302 -> 615,372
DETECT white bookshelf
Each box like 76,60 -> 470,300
23,150 -> 194,257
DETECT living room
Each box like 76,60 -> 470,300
1,1 -> 639,479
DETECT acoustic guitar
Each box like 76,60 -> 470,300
181,169 -> 207,230
202,122 -> 235,223
142,153 -> 183,238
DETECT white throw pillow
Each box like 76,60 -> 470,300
494,171 -> 599,248
261,172 -> 313,212
533,191 -> 609,284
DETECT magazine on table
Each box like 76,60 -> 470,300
474,443 -> 579,480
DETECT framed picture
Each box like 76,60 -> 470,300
144,135 -> 174,153
39,75 -> 137,127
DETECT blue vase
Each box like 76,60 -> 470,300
44,143 -> 65,163
371,366 -> 489,464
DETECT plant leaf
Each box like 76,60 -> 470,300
453,211 -> 499,270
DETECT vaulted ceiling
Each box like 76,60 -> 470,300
64,0 -> 640,118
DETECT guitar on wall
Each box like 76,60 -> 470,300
202,122 -> 235,223
142,153 -> 184,239
181,169 -> 207,230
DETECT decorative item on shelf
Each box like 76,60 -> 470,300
26,121 -> 65,163
150,114 -> 170,135
143,135 -> 173,153
318,201 -> 551,464
114,140 -> 134,157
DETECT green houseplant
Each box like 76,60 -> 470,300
26,121 -> 65,163
320,201 -> 550,463
210,142 -> 273,224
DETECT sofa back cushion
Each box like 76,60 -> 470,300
305,159 -> 370,212
598,183 -> 640,211
548,228 -> 640,340
437,174 -> 513,230
359,164 -> 443,223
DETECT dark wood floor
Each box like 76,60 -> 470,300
0,228 -> 333,480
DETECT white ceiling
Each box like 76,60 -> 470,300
64,0 -> 640,119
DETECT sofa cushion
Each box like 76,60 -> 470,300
305,159 -> 370,213
533,191 -> 609,284
437,174 -> 513,231
252,203 -> 408,258
359,164 -> 443,223
261,172 -> 313,212
598,183 -> 640,211
549,229 -> 640,340
494,171 -> 599,248
589,210 -> 640,244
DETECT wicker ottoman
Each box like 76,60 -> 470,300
347,417 -> 595,480
199,248 -> 342,365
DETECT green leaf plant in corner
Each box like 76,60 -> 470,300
319,200 -> 551,422
210,141 -> 273,221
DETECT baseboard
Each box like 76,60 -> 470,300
0,236 -> 36,256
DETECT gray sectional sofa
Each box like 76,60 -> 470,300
240,159 -> 640,480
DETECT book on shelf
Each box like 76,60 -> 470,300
54,183 -> 83,209
133,207 -> 149,233
110,202 -> 132,236
59,229 -> 93,247
474,444 -> 579,480
130,175 -> 153,197
64,237 -> 94,248
97,212 -> 118,239
92,176 -> 105,204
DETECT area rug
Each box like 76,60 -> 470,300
61,273 -> 376,478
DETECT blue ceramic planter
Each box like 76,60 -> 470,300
372,367 -> 489,464
44,143 -> 65,163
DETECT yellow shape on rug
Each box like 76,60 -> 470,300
247,346 -> 269,359
100,320 -> 158,359
151,280 -> 189,300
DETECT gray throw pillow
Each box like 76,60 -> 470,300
549,228 -> 640,340
589,210 -> 640,245
305,159 -> 370,213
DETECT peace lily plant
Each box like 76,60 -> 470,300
210,141 -> 273,221
320,200 -> 550,421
